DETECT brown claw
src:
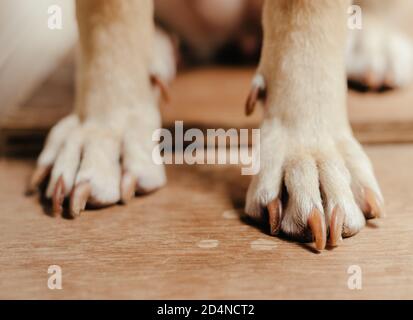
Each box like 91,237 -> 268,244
150,74 -> 170,103
363,70 -> 381,90
70,182 -> 91,218
307,209 -> 327,251
267,199 -> 282,236
121,172 -> 137,204
364,188 -> 385,219
383,73 -> 395,89
329,207 -> 345,247
52,176 -> 65,215
245,75 -> 267,116
245,85 -> 260,116
26,165 -> 51,195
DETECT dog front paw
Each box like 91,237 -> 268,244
28,112 -> 166,218
245,124 -> 384,250
346,22 -> 413,90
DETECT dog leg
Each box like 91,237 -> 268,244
245,0 -> 384,250
347,0 -> 413,89
29,0 -> 176,216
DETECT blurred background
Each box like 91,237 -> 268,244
1,0 -> 413,156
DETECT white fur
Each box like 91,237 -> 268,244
38,16 -> 173,206
245,0 -> 381,240
150,28 -> 177,83
251,73 -> 266,91
42,105 -> 166,204
35,0 -> 390,238
346,20 -> 413,88
38,115 -> 79,167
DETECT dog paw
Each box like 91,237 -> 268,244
245,124 -> 384,250
346,23 -> 413,90
28,112 -> 166,218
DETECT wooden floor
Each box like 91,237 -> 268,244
1,66 -> 413,299
0,144 -> 412,299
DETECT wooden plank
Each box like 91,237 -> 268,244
2,59 -> 413,155
0,144 -> 412,299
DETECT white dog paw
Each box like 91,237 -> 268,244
346,23 -> 413,89
28,112 -> 166,218
27,28 -> 176,218
245,125 -> 384,250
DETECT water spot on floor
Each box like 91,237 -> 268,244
250,238 -> 277,251
197,239 -> 219,249
222,209 -> 241,220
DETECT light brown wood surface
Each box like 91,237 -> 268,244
1,65 -> 412,299
0,144 -> 412,299
2,59 -> 413,155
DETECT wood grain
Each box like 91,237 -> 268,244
0,144 -> 412,299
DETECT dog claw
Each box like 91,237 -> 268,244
383,73 -> 395,89
363,70 -> 384,90
246,85 -> 260,116
52,176 -> 65,215
245,74 -> 266,116
329,207 -> 345,247
121,172 -> 137,204
267,199 -> 282,236
150,74 -> 170,103
364,188 -> 385,219
70,182 -> 91,218
26,165 -> 51,195
308,209 -> 327,251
